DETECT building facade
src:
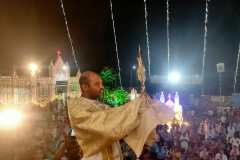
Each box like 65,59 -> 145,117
0,54 -> 80,107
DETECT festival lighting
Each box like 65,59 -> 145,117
169,72 -> 180,82
0,108 -> 23,127
30,63 -> 38,76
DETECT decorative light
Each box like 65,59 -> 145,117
169,72 -> 180,82
30,63 -> 38,76
0,108 -> 23,127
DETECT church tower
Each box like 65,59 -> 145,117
48,60 -> 55,84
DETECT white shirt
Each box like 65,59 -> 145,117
215,153 -> 227,160
180,134 -> 189,149
227,126 -> 235,138
206,129 -> 216,139
230,137 -> 240,148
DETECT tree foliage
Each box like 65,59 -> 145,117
99,67 -> 129,107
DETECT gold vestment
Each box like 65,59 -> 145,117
68,96 -> 175,159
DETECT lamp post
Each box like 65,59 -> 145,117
130,65 -> 136,87
216,62 -> 225,109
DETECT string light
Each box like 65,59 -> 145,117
234,42 -> 240,93
166,0 -> 170,78
60,0 -> 80,71
144,0 -> 151,76
201,0 -> 210,95
109,0 -> 122,87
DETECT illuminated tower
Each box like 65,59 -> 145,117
160,92 -> 165,103
174,92 -> 179,106
49,60 -> 54,82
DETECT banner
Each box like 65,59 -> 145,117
216,63 -> 225,73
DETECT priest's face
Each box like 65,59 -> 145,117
86,73 -> 104,100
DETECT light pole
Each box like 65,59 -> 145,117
216,62 -> 225,109
130,65 -> 136,87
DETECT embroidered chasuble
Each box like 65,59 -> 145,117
68,96 -> 175,159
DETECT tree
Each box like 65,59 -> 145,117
99,67 -> 129,107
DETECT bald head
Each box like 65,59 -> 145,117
79,71 -> 95,87
79,71 -> 104,100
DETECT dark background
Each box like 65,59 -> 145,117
0,0 -> 239,96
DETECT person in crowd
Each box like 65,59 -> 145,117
56,117 -> 72,149
161,129 -> 172,149
170,125 -> 178,136
67,71 -> 174,160
180,132 -> 189,150
193,142 -> 202,156
53,131 -> 82,160
199,146 -> 208,160
185,156 -> 191,160
192,152 -> 201,160
229,145 -> 240,158
229,134 -> 240,149
216,123 -> 224,135
204,136 -> 214,149
43,133 -> 58,160
53,120 -> 69,144
215,133 -> 227,146
207,152 -> 216,160
178,123 -> 188,134
139,145 -> 151,160
233,120 -> 240,137
227,124 -> 235,144
215,148 -> 227,160
173,132 -> 181,149
204,121 -> 210,135
189,128 -> 201,149
198,124 -> 206,142
206,126 -> 216,140
151,142 -> 166,160
32,145 -> 46,160
13,135 -> 37,160
171,148 -> 181,160
156,125 -> 164,143
220,114 -> 227,125
210,139 -> 222,156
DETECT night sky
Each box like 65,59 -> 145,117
0,0 -> 239,95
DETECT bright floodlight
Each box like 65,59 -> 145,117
30,63 -> 38,75
0,109 -> 23,127
133,66 -> 136,69
169,72 -> 180,82
63,66 -> 67,70
30,64 -> 37,71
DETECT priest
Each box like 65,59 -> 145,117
68,71 -> 175,160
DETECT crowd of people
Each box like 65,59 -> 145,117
129,106 -> 240,160
0,100 -> 82,160
1,97 -> 240,160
